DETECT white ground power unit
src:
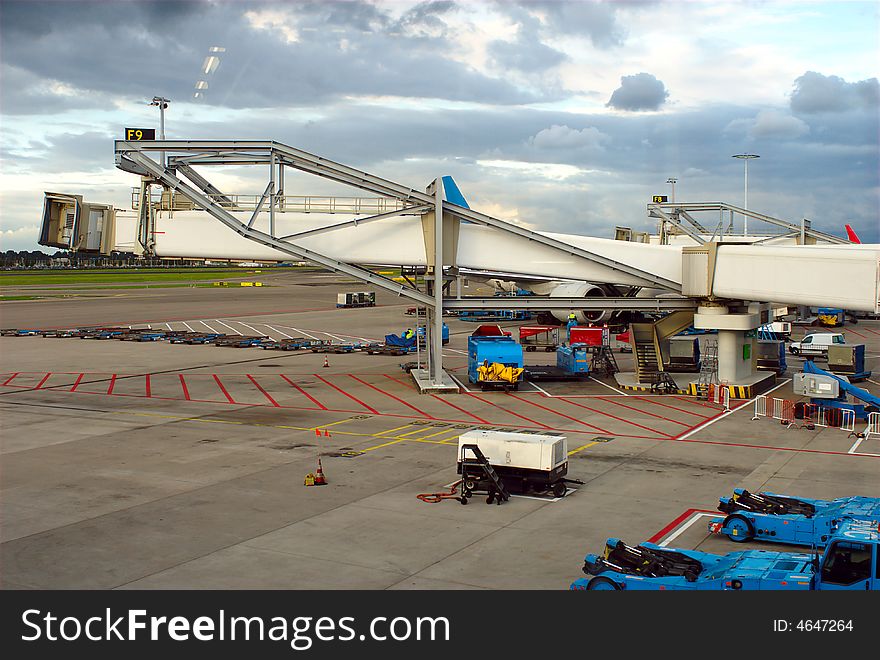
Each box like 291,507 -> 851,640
457,430 -> 569,498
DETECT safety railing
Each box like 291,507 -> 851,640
708,383 -> 730,411
753,395 -> 858,433
132,188 -> 407,215
866,412 -> 880,442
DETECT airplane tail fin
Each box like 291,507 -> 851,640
441,175 -> 469,209
844,224 -> 861,243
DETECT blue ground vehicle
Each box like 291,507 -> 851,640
556,344 -> 590,375
800,360 -> 880,420
708,489 -> 880,548
571,525 -> 880,590
467,334 -> 523,389
416,323 -> 449,345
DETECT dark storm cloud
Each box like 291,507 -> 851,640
0,0 -> 540,110
790,71 -> 879,114
0,65 -> 112,115
606,73 -> 669,111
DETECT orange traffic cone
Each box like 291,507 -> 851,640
315,428 -> 321,438
314,458 -> 327,485
323,429 -> 331,437
323,356 -> 329,368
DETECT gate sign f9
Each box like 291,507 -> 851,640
125,128 -> 156,140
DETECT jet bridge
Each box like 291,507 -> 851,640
39,138 -> 880,393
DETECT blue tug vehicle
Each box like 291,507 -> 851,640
708,489 -> 880,547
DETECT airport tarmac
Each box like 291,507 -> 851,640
1,274 -> 878,589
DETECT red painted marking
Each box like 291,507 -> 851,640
671,395 -> 724,411
506,392 -> 611,434
179,374 -> 191,401
632,396 -> 710,419
646,508 -> 721,544
214,375 -> 236,404
430,394 -> 490,424
2,372 -> 20,386
597,396 -> 690,427
383,374 -> 416,391
858,327 -> 880,336
844,327 -> 866,338
34,373 -> 53,390
280,375 -> 327,410
466,392 -> 552,429
314,373 -> 379,414
348,374 -> 435,418
145,374 -> 152,398
70,373 -> 84,392
247,374 -> 280,407
106,374 -> 117,395
558,397 -> 672,438
383,374 -> 490,424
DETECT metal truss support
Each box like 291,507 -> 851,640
115,140 -> 680,290
443,297 -> 697,311
120,149 -> 436,307
648,201 -> 848,245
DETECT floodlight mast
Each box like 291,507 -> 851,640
732,154 -> 759,236
150,97 -> 170,167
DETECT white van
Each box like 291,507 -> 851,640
788,332 -> 845,357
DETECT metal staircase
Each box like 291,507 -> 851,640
629,310 -> 696,384
590,345 -> 620,377
459,444 -> 510,505
696,339 -> 719,399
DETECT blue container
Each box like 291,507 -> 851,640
467,335 -> 523,384
557,344 -> 591,374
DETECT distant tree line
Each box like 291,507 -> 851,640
1,250 -> 209,269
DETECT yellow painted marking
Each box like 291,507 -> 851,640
309,418 -> 360,431
417,427 -> 462,441
397,425 -> 442,438
362,437 -> 410,451
568,441 -> 598,456
371,423 -> 418,437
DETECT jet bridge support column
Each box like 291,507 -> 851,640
411,177 -> 459,393
691,303 -> 775,398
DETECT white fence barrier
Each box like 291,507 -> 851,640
752,396 -> 857,434
866,412 -> 880,442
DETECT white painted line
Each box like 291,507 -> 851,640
182,321 -> 195,332
321,331 -> 346,342
677,378 -> 791,441
589,376 -> 629,396
659,512 -> 717,547
236,321 -> 266,336
273,324 -> 320,340
446,348 -> 467,355
848,434 -> 880,457
165,323 -> 172,331
448,373 -> 471,393
273,323 -> 375,342
198,320 -> 218,333
528,381 -> 553,397
265,325 -> 292,339
867,379 -> 880,387
214,319 -> 242,335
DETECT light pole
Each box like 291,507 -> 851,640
732,154 -> 759,236
666,177 -> 677,203
150,96 -> 170,167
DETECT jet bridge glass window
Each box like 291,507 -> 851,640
821,541 -> 871,585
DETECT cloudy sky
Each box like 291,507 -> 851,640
1,0 -> 878,252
